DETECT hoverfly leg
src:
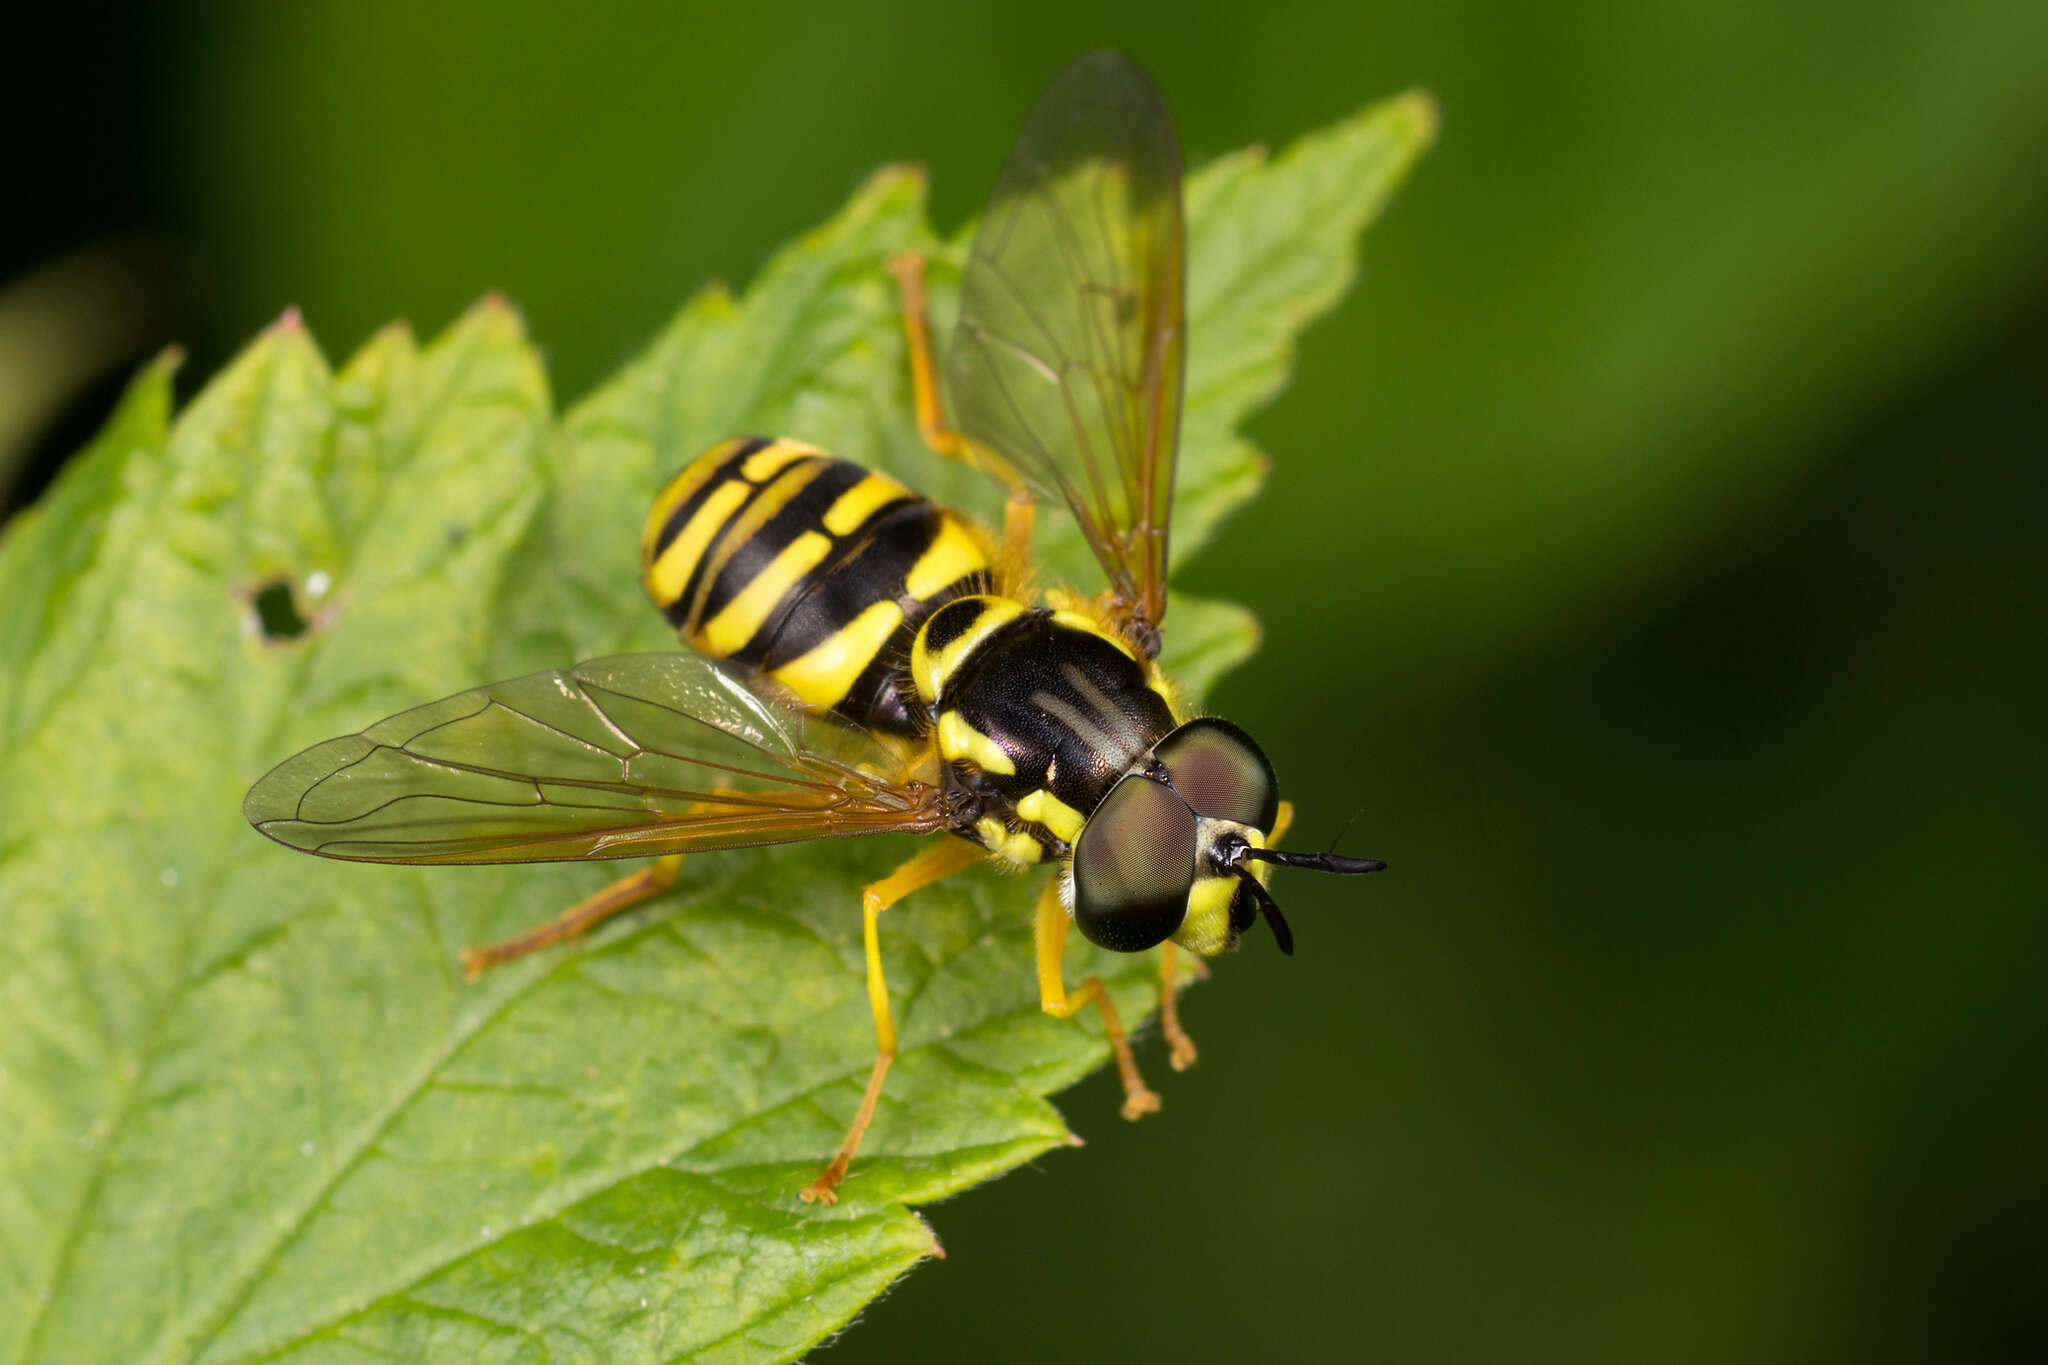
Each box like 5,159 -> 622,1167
886,251 -> 1036,585
458,853 -> 685,981
1158,943 -> 1202,1071
887,251 -> 973,465
1269,799 -> 1295,847
998,496 -> 1035,589
801,837 -> 987,1205
1033,879 -> 1162,1120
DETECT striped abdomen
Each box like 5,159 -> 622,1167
639,437 -> 991,735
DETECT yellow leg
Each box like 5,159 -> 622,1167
888,252 -> 974,467
801,837 -> 987,1205
459,854 -> 685,980
1154,802 -> 1293,1065
1034,880 -> 1161,1120
1158,943 -> 1205,1072
1270,799 -> 1295,846
887,252 -> 1036,583
998,497 -> 1036,590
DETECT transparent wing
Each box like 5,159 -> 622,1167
948,49 -> 1186,643
244,654 -> 947,864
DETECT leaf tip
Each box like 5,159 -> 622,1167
465,289 -> 533,339
1397,87 -> 1443,147
840,162 -> 931,235
268,305 -> 303,335
875,160 -> 929,191
477,288 -> 521,320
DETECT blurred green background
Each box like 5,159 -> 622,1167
7,1 -> 2045,1360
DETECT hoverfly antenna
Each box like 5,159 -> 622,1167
1240,847 -> 1387,876
1326,805 -> 1368,855
1232,866 -> 1295,955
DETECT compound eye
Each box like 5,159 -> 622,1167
1153,717 -> 1280,833
1071,776 -> 1196,952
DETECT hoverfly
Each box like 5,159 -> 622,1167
244,50 -> 1384,1205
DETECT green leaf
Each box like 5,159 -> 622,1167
0,91 -> 1431,1364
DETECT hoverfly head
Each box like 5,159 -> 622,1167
1066,718 -> 1383,957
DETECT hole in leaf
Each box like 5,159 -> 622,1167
251,578 -> 311,641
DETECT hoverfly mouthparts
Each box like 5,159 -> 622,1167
1231,866 -> 1294,956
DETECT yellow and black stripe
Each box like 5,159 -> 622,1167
640,437 -> 992,734
908,595 -> 1180,865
